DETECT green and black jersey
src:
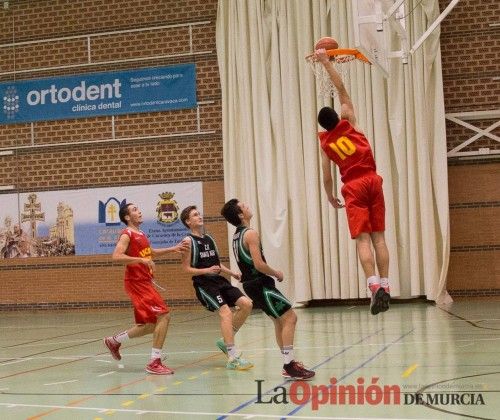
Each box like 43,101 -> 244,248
187,233 -> 220,282
232,226 -> 267,282
231,226 -> 291,318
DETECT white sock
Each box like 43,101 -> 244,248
227,344 -> 239,360
281,345 -> 294,364
151,348 -> 162,361
113,331 -> 129,344
380,277 -> 390,290
367,275 -> 380,286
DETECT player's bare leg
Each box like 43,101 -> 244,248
232,296 -> 252,331
371,231 -> 390,312
276,310 -> 314,380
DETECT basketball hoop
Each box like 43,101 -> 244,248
305,48 -> 371,98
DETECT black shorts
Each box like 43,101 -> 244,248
193,275 -> 244,312
242,276 -> 292,318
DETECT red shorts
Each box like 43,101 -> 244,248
341,173 -> 385,238
124,280 -> 169,324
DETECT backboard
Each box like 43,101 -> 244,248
351,0 -> 407,78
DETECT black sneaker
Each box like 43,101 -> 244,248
370,287 -> 390,315
380,289 -> 390,312
282,361 -> 315,380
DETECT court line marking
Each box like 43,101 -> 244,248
44,380 -> 79,386
0,402 -> 430,419
2,335 -> 498,365
415,371 -> 500,420
24,331 -> 278,419
402,363 -> 418,378
97,371 -> 116,378
0,358 -> 32,365
217,328 -> 384,420
284,328 -> 415,418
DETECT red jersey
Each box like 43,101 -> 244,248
318,119 -> 377,183
120,228 -> 153,282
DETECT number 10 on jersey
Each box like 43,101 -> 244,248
329,136 -> 356,160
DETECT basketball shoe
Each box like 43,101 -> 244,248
226,356 -> 253,370
282,360 -> 315,380
370,286 -> 390,315
145,358 -> 174,375
103,337 -> 121,361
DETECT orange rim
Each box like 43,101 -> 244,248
306,48 -> 371,64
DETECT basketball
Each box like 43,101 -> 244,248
315,36 -> 339,51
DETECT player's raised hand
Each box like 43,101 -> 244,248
315,48 -> 330,64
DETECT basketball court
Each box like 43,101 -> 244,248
0,299 -> 498,419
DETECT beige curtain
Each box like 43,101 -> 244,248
216,0 -> 451,305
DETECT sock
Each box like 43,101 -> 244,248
367,275 -> 380,293
281,345 -> 294,365
226,344 -> 239,360
113,331 -> 129,344
380,277 -> 390,293
151,348 -> 162,361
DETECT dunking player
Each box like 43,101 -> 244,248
180,205 -> 253,370
315,48 -> 391,314
103,203 -> 188,374
221,199 -> 315,380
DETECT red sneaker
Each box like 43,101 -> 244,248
103,337 -> 121,361
145,358 -> 174,375
282,360 -> 315,380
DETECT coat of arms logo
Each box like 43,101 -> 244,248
156,192 -> 179,224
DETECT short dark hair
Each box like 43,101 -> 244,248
220,198 -> 242,227
318,106 -> 339,131
119,203 -> 133,225
180,205 -> 197,228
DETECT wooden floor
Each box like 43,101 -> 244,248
0,298 -> 499,419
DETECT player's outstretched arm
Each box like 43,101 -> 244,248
152,240 -> 189,257
315,49 -> 357,126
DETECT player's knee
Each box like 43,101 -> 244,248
283,309 -> 297,326
157,312 -> 170,324
238,297 -> 253,312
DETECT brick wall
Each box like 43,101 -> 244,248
0,0 -> 222,310
439,0 -> 500,295
1,1 -> 498,309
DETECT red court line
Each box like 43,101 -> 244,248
0,340 -> 148,380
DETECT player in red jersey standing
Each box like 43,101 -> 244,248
103,203 -> 188,374
315,49 -> 391,315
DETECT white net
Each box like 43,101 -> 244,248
306,54 -> 356,98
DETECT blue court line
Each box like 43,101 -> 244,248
216,327 -> 384,420
283,328 -> 415,418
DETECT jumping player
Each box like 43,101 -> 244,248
221,199 -> 315,380
103,203 -> 188,374
180,205 -> 254,370
315,48 -> 391,315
